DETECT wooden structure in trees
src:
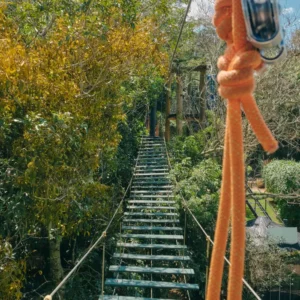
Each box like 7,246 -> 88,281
165,64 -> 207,141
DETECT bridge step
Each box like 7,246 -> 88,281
105,279 -> 199,290
103,296 -> 170,300
119,234 -> 183,240
126,206 -> 176,210
131,190 -> 172,193
123,218 -> 180,223
135,165 -> 169,168
132,181 -> 171,185
131,185 -> 173,189
134,169 -> 169,172
134,173 -> 169,176
124,212 -> 178,217
113,253 -> 190,261
122,226 -> 182,231
130,195 -> 174,198
109,266 -> 194,275
136,159 -> 166,162
117,243 -> 187,249
127,200 -> 175,204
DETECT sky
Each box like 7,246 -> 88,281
189,0 -> 300,38
284,0 -> 300,13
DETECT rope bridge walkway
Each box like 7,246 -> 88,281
104,136 -> 199,299
44,135 -> 261,300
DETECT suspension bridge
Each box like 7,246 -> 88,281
44,135 -> 261,300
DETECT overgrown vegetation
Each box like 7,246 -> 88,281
0,0 -> 177,298
263,160 -> 300,229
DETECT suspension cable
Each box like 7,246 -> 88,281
168,0 -> 193,75
44,140 -> 142,300
163,138 -> 262,300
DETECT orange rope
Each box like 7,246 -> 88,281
207,0 -> 278,299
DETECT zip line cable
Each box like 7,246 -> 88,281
168,0 -> 193,76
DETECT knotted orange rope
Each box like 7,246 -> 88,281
207,0 -> 278,299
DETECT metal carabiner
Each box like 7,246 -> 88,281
241,0 -> 286,64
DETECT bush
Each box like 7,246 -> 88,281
170,158 -> 221,298
171,158 -> 222,199
263,160 -> 300,194
263,160 -> 300,228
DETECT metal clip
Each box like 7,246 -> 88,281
242,0 -> 286,64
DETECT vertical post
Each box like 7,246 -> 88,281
150,100 -> 157,137
176,74 -> 183,135
101,242 -> 106,299
165,77 -> 172,142
265,199 -> 267,211
199,68 -> 206,128
184,209 -> 187,246
205,236 -> 211,299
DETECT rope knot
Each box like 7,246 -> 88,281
213,0 -> 263,100
217,46 -> 262,99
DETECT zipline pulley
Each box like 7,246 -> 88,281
242,0 -> 286,63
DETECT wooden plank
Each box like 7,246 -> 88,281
134,173 -> 169,176
132,183 -> 172,186
103,296 -> 170,300
105,279 -> 199,290
130,195 -> 173,198
109,266 -> 194,275
130,195 -> 174,198
131,190 -> 172,193
119,234 -> 183,240
126,206 -> 176,210
134,169 -> 169,172
136,159 -> 166,162
117,243 -> 187,249
122,226 -> 182,231
124,212 -> 178,216
136,165 -> 169,168
127,200 -> 175,204
123,219 -> 179,223
113,253 -> 190,261
132,188 -> 172,190
133,180 -> 171,183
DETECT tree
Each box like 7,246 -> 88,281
0,0 -> 176,297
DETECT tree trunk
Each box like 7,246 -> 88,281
150,100 -> 157,137
165,78 -> 171,142
199,69 -> 206,128
48,224 -> 64,298
176,75 -> 183,135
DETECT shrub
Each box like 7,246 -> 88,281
263,160 -> 300,194
263,160 -> 300,228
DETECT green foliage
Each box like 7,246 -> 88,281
0,238 -> 26,300
245,236 -> 292,295
170,158 -> 221,297
172,158 -> 222,198
169,111 -> 221,165
0,0 -> 176,296
263,160 -> 300,194
263,160 -> 300,228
